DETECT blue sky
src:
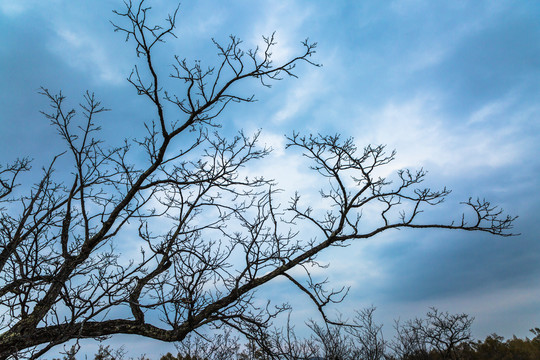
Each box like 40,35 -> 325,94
1,0 -> 540,358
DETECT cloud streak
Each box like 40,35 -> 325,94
50,27 -> 126,85
353,95 -> 527,176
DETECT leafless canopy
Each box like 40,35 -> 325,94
391,308 -> 474,360
0,1 -> 515,358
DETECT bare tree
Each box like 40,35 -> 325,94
391,318 -> 430,360
422,308 -> 474,360
267,316 -> 320,360
308,320 -> 354,360
305,307 -> 386,360
346,307 -> 387,360
173,329 -> 242,360
391,308 -> 474,360
0,1 -> 515,359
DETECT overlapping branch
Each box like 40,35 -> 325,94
0,1 -> 515,359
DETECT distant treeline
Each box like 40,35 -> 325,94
53,308 -> 540,360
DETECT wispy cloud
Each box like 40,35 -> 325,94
468,93 -> 517,124
49,27 -> 126,85
353,95 -> 526,176
249,0 -> 313,64
0,0 -> 37,16
271,70 -> 326,124
0,0 -> 63,18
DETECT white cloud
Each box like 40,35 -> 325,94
353,95 -> 524,177
0,0 -> 63,17
0,1 -> 26,16
0,0 -> 35,16
249,0 -> 313,65
272,70 -> 325,124
191,12 -> 224,36
257,131 -> 287,156
50,27 -> 126,85
405,45 -> 448,72
468,93 -> 516,124
240,131 -> 320,202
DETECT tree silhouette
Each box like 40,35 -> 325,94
392,308 -> 474,360
0,1 -> 515,358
